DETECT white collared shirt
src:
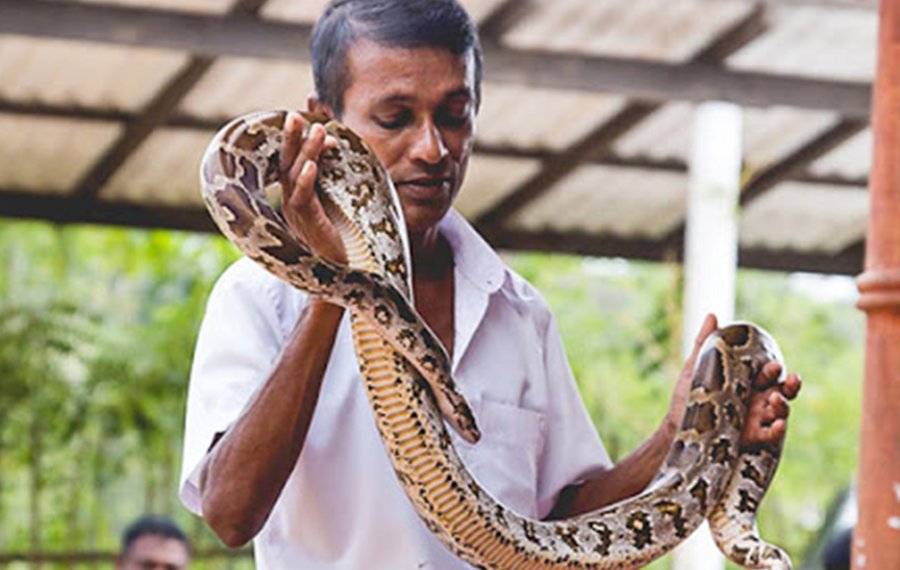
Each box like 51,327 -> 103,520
180,209 -> 611,569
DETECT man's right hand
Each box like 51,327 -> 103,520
279,112 -> 348,266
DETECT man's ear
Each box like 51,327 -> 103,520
307,93 -> 334,119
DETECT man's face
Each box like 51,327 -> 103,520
335,38 -> 477,237
116,534 -> 189,570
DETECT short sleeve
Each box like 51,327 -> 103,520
178,258 -> 301,514
535,312 -> 612,518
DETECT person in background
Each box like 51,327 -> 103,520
116,515 -> 190,570
823,527 -> 852,570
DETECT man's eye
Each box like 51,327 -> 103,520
438,106 -> 471,127
375,112 -> 410,129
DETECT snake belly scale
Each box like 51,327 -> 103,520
200,110 -> 793,570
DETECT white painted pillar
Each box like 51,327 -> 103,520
671,101 -> 742,570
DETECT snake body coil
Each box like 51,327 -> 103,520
200,110 -> 792,569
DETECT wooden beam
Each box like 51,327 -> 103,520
657,117 -> 868,247
71,0 -> 270,199
0,98 -> 224,130
0,0 -> 311,60
790,172 -> 869,188
481,49 -> 870,119
475,7 -> 769,228
0,189 -> 864,275
477,0 -> 533,39
0,98 -> 867,192
738,118 -> 868,205
692,4 -> 769,65
72,58 -> 214,198
475,103 -> 658,227
0,190 -> 216,233
475,224 -> 864,275
758,0 -> 876,10
0,0 -> 871,117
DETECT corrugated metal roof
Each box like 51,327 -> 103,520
504,0 -> 754,62
728,5 -> 877,81
741,181 -> 869,252
0,0 -> 880,274
0,114 -> 122,191
511,165 -> 686,238
0,37 -> 187,111
179,58 -> 314,120
478,84 -> 626,151
102,128 -> 212,207
613,102 -> 838,173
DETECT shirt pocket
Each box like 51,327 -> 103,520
454,398 -> 546,519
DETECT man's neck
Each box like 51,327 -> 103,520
410,225 -> 453,281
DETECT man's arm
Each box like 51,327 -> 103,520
548,314 -> 801,519
198,300 -> 343,547
196,113 -> 346,546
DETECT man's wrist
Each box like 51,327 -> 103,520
306,298 -> 345,320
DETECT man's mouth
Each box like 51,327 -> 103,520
396,177 -> 452,198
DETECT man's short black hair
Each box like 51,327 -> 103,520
311,0 -> 483,117
121,515 -> 190,555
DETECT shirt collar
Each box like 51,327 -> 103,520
438,209 -> 506,294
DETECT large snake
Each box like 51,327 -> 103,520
200,110 -> 793,569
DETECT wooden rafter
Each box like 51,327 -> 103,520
475,103 -> 658,226
0,190 -> 215,233
738,118 -> 868,205
658,117 -> 868,248
0,0 -> 871,117
72,58 -> 215,198
0,98 -> 868,191
477,0 -> 534,39
475,5 -> 769,228
0,188 -> 863,275
474,225 -> 864,275
72,0 -> 271,199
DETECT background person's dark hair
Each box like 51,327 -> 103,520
311,0 -> 483,118
823,527 -> 852,570
121,514 -> 190,555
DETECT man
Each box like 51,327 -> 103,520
116,515 -> 190,570
180,0 -> 801,568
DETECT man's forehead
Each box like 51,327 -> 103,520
344,38 -> 476,100
126,535 -> 189,563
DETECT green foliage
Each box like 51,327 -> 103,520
0,221 -> 247,568
0,221 -> 861,569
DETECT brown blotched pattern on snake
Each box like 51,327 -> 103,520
200,110 -> 793,570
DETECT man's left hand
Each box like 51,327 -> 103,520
667,314 -> 802,449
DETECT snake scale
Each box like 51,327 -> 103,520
200,110 -> 793,569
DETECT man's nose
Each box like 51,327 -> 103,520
409,121 -> 448,165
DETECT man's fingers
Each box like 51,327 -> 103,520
768,390 -> 789,420
781,373 -> 802,400
685,314 -> 718,367
293,161 -> 318,205
280,113 -> 306,193
753,361 -> 783,390
696,314 -> 717,347
760,418 -> 786,442
289,123 -> 326,183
